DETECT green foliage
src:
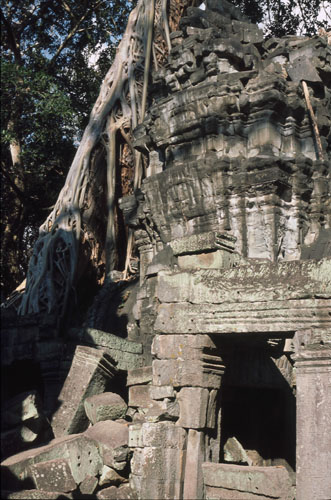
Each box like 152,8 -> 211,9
0,0 -> 133,297
233,0 -> 330,37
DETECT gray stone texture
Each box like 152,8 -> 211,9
28,458 -> 77,493
51,346 -> 118,437
183,429 -> 205,500
85,420 -> 129,470
154,259 -> 331,335
1,433 -> 102,492
2,491 -> 73,499
68,328 -> 143,371
99,465 -> 128,486
97,484 -> 136,499
127,366 -> 152,386
84,392 -> 128,424
293,329 -> 331,500
79,474 -> 99,494
202,463 -> 294,499
176,387 -> 209,429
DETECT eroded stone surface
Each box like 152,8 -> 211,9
85,420 -> 129,469
84,393 -> 128,424
202,463 -> 294,499
28,458 -> 76,493
51,346 -> 118,437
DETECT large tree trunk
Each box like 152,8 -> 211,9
17,0 -> 196,319
1,118 -> 26,297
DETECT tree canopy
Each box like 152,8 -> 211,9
0,0 -> 133,299
233,0 -> 330,37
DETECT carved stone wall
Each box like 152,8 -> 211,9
124,2 -> 331,499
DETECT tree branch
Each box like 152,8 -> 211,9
1,10 -> 21,63
50,1 -> 102,65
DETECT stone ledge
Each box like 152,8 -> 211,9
202,463 -> 294,500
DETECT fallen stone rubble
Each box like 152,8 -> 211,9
1,396 -> 136,499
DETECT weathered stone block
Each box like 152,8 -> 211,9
142,422 -> 187,449
183,429 -> 205,500
152,334 -> 217,360
28,458 -> 76,493
294,336 -> 331,500
153,359 -> 222,389
206,389 -> 218,428
85,420 -> 129,469
155,298 -> 331,334
79,474 -> 98,494
130,447 -> 186,499
68,329 -> 143,371
223,437 -> 252,465
202,463 -> 294,499
1,434 -> 82,489
177,387 -> 209,429
51,346 -> 118,437
1,425 -> 40,458
128,385 -> 151,408
99,465 -> 128,486
149,385 -> 175,400
178,249 -> 240,270
66,434 -> 102,484
97,484 -> 136,499
1,390 -> 52,458
127,366 -> 153,386
144,399 -> 179,422
128,423 -> 143,448
84,392 -> 127,424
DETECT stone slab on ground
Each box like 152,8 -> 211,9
2,490 -> 73,499
28,458 -> 76,492
1,433 -> 102,490
202,463 -> 294,499
1,435 -> 78,489
84,392 -> 127,424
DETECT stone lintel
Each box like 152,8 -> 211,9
169,231 -> 236,256
156,258 -> 331,304
155,300 -> 331,334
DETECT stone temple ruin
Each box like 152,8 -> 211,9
1,1 -> 331,499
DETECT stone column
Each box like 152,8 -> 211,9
293,329 -> 331,500
152,334 -> 225,500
